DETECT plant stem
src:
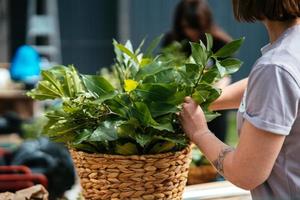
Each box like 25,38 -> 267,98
191,64 -> 205,95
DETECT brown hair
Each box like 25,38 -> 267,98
163,0 -> 232,52
232,0 -> 300,22
173,0 -> 213,39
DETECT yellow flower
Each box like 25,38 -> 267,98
124,79 -> 139,92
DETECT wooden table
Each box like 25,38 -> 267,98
0,89 -> 37,119
183,181 -> 251,200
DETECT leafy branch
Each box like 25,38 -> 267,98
28,34 -> 244,155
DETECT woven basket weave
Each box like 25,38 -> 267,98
70,145 -> 192,200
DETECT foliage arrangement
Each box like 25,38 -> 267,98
28,34 -> 243,155
22,116 -> 48,139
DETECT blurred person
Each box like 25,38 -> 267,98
11,138 -> 75,199
180,0 -> 300,199
163,0 -> 232,142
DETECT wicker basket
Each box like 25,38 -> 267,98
70,145 -> 192,200
187,165 -> 218,185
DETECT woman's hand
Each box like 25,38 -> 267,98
179,97 -> 210,143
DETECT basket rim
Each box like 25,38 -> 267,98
69,144 -> 192,160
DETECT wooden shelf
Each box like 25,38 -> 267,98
0,63 -> 9,69
0,90 -> 29,100
0,89 -> 37,119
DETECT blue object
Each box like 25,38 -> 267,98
10,45 -> 41,83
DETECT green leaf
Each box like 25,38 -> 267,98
116,43 -> 139,64
214,37 -> 245,58
167,90 -> 189,105
105,97 -> 129,118
153,114 -> 175,132
186,63 -> 201,79
135,38 -> 146,55
135,83 -> 177,102
117,121 -> 137,138
54,65 -> 84,97
135,133 -> 153,147
151,122 -> 174,132
220,58 -> 243,74
27,83 -> 61,100
27,65 -> 84,100
133,102 -> 157,126
149,102 -> 179,117
145,34 -> 163,57
113,40 -> 125,65
204,111 -> 221,122
73,129 -> 92,145
201,68 -> 219,84
135,61 -> 172,81
149,141 -> 176,154
89,120 -> 121,142
93,92 -> 118,104
144,68 -> 180,84
46,122 -> 85,139
62,67 -> 74,97
216,60 -> 227,77
41,70 -> 64,95
192,91 -> 206,104
205,33 -> 213,51
115,143 -> 138,155
133,102 -> 173,132
194,83 -> 221,106
81,75 -> 115,98
177,70 -> 194,86
124,40 -> 134,52
190,42 -> 207,66
140,58 -> 152,67
71,142 -> 98,153
117,121 -> 153,147
154,133 -> 187,146
69,65 -> 85,94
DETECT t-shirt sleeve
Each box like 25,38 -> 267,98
243,65 -> 300,135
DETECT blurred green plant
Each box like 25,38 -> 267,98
190,147 -> 211,167
98,67 -> 120,89
22,116 -> 48,139
27,34 -> 244,155
160,41 -> 188,67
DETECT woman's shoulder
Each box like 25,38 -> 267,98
250,61 -> 300,90
256,30 -> 300,80
254,48 -> 300,88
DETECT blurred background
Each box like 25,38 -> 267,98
0,0 -> 266,199
1,0 -> 268,77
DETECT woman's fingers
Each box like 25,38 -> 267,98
184,96 -> 193,103
182,98 -> 198,113
182,102 -> 189,109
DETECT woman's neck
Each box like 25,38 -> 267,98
264,18 -> 300,43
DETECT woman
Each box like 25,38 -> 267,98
163,0 -> 232,53
163,0 -> 232,142
180,0 -> 300,199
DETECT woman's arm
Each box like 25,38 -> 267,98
209,78 -> 248,111
180,97 -> 285,190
